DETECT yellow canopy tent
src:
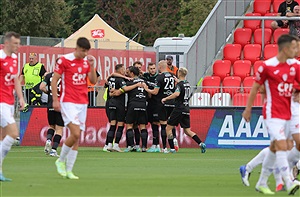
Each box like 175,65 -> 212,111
56,14 -> 144,50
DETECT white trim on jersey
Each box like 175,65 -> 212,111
265,80 -> 272,119
60,73 -> 66,102
0,49 -> 17,59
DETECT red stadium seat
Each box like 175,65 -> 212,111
222,76 -> 242,97
264,44 -> 278,59
243,44 -> 262,64
243,76 -> 256,93
212,60 -> 231,81
273,28 -> 290,43
232,60 -> 251,81
244,13 -> 262,32
202,76 -> 221,96
264,13 -> 279,29
253,0 -> 271,15
233,28 -> 252,48
273,0 -> 283,13
223,44 -> 242,64
253,60 -> 264,74
233,93 -> 249,106
254,93 -> 264,106
253,28 -> 272,45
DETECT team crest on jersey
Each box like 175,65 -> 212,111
83,61 -> 88,68
282,74 -> 288,81
78,67 -> 82,73
290,67 -> 296,76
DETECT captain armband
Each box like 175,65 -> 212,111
119,88 -> 125,93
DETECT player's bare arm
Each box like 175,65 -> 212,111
161,91 -> 180,104
51,72 -> 61,112
14,76 -> 25,111
39,82 -> 48,94
87,55 -> 97,84
242,82 -> 261,122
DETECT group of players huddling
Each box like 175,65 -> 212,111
102,59 -> 206,153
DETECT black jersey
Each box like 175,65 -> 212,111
107,76 -> 126,108
154,72 -> 176,106
125,77 -> 147,109
174,80 -> 190,113
43,72 -> 61,109
143,72 -> 158,90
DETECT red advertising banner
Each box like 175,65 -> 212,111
20,108 -> 215,148
1,45 -> 155,85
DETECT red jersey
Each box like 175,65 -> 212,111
255,57 -> 300,120
0,50 -> 18,105
55,53 -> 90,104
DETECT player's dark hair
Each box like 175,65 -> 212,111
133,61 -> 142,67
77,37 -> 91,50
4,31 -> 20,42
115,64 -> 124,71
148,62 -> 155,68
128,66 -> 139,76
277,34 -> 299,51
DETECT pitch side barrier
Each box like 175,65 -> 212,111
19,106 -> 267,149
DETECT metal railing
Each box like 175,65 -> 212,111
224,16 -> 300,56
184,0 -> 252,86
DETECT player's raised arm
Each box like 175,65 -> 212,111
87,55 -> 97,84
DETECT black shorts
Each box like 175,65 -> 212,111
109,105 -> 126,122
158,103 -> 174,121
276,20 -> 288,28
167,110 -> 190,128
147,101 -> 159,123
126,105 -> 147,125
47,108 -> 64,127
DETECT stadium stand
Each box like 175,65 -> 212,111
211,93 -> 231,106
223,44 -> 242,64
232,60 -> 251,81
243,76 -> 256,93
253,0 -> 271,15
233,28 -> 252,48
273,28 -> 290,43
244,13 -> 261,32
264,44 -> 278,59
222,76 -> 242,97
253,28 -> 272,45
233,93 -> 249,106
202,76 -> 221,96
190,93 -> 211,106
243,44 -> 262,64
212,60 -> 231,81
264,13 -> 279,30
253,60 -> 264,74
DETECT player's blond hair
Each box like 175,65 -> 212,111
178,67 -> 188,77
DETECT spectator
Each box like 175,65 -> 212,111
165,55 -> 178,77
288,5 -> 300,38
19,53 -> 47,105
271,0 -> 299,30
87,68 -> 100,107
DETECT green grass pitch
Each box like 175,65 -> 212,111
0,147 -> 292,197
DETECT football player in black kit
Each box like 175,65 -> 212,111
104,64 -> 127,152
161,68 -> 206,153
40,72 -> 63,157
143,60 -> 177,153
143,63 -> 161,152
112,66 -> 148,152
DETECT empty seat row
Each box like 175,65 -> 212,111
202,76 -> 257,96
190,92 -> 263,106
233,28 -> 289,47
223,43 -> 278,64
